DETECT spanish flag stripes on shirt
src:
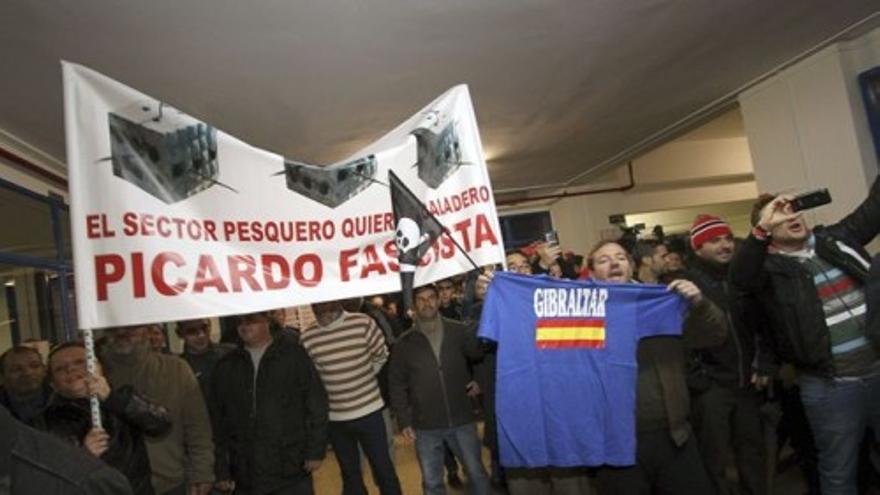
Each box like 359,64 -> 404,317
479,272 -> 688,468
535,318 -> 606,349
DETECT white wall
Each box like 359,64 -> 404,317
535,26 -> 880,257
0,130 -> 68,200
626,200 -> 755,239
528,133 -> 758,254
739,27 -> 880,227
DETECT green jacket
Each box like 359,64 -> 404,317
105,349 -> 214,493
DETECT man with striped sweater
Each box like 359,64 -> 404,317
730,176 -> 880,495
302,301 -> 402,495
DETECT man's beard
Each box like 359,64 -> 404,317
106,339 -> 151,358
418,311 -> 440,321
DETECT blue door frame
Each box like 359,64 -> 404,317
0,174 -> 74,342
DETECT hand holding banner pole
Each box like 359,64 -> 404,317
81,327 -> 103,429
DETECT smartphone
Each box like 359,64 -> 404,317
543,230 -> 559,247
790,188 -> 831,212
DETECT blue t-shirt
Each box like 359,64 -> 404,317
478,272 -> 687,468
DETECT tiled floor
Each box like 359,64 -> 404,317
313,430 -> 510,494
313,430 -> 810,494
313,432 -> 436,494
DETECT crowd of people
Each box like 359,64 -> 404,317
2,177 -> 880,495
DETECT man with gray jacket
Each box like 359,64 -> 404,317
389,284 -> 488,495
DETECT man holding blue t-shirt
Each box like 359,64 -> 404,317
587,240 -> 725,494
478,240 -> 726,494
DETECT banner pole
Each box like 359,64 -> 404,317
81,328 -> 103,430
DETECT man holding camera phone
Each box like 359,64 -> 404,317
730,176 -> 880,495
530,231 -> 577,279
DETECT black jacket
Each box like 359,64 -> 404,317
730,176 -> 880,375
531,255 -> 578,279
0,384 -> 51,426
0,405 -> 132,494
210,337 -> 328,495
37,386 -> 171,495
637,299 -> 728,445
180,343 -> 233,405
389,317 -> 483,430
439,301 -> 463,320
685,257 -> 774,389
868,255 -> 880,343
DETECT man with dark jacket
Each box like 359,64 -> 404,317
685,214 -> 771,495
389,284 -> 490,495
0,405 -> 132,494
176,318 -> 232,404
437,278 -> 463,321
210,311 -> 328,495
584,240 -> 725,495
869,256 -> 880,345
730,176 -> 880,495
39,342 -> 171,495
433,278 -> 470,488
529,242 -> 578,279
632,239 -> 668,284
0,346 -> 51,425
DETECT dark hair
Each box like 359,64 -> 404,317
436,277 -> 456,289
47,341 -> 105,377
413,284 -> 438,297
340,298 -> 363,312
175,318 -> 210,337
383,293 -> 400,306
48,341 -> 85,363
750,193 -> 777,227
235,311 -> 272,324
630,239 -> 660,268
0,346 -> 43,375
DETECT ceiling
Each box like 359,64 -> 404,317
1,2 -> 878,201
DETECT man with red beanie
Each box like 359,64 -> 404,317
684,214 -> 773,495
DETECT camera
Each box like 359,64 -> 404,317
790,188 -> 832,212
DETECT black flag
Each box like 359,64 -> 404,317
389,170 -> 446,313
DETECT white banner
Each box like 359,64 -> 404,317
63,62 -> 505,329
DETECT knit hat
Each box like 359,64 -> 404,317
690,214 -> 733,250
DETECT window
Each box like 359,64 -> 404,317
0,177 -> 73,353
499,211 -> 553,250
0,186 -> 56,260
0,265 -> 74,347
